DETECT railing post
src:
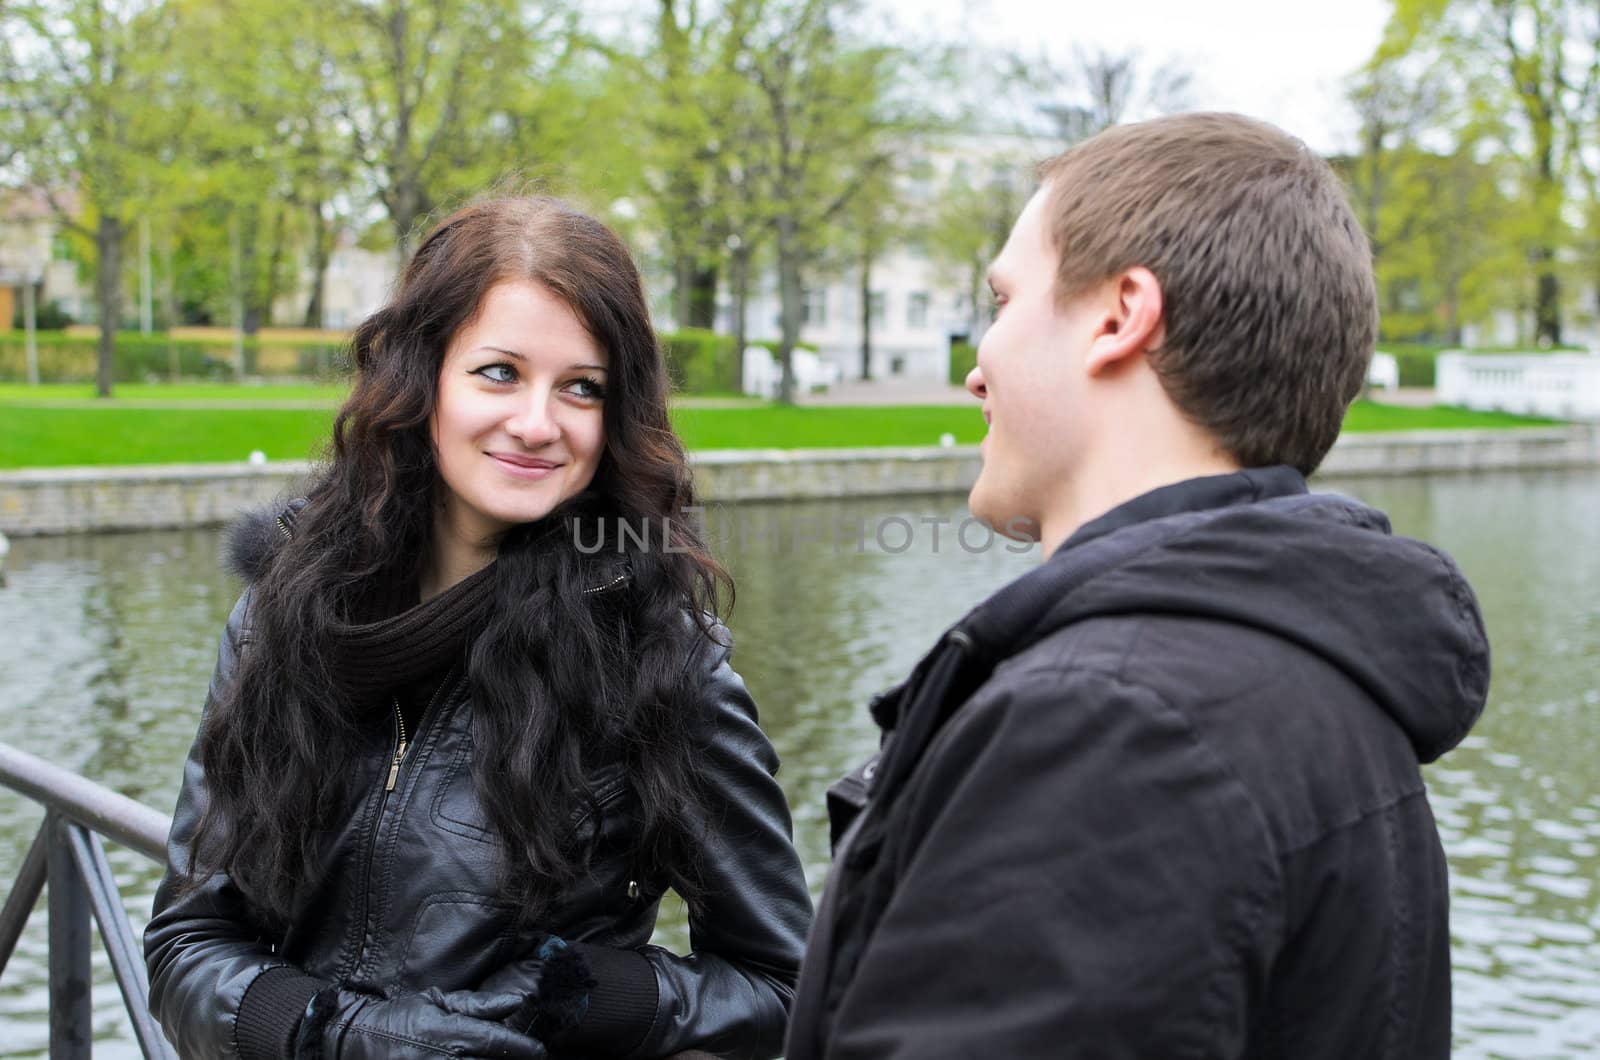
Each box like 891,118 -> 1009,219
47,811 -> 93,1060
0,822 -> 49,980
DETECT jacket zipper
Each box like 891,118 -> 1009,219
384,698 -> 409,792
583,572 -> 627,595
346,668 -> 455,978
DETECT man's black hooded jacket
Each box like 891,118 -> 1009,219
786,466 -> 1490,1060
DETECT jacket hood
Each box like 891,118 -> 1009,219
962,470 -> 1489,764
224,503 -> 298,583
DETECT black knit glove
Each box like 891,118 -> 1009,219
478,935 -> 596,1039
294,985 -> 548,1060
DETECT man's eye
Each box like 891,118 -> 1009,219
473,364 -> 517,384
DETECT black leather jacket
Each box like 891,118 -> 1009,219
145,586 -> 813,1059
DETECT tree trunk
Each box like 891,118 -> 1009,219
731,245 -> 751,394
391,179 -> 427,265
1534,250 -> 1561,346
258,203 -> 290,331
94,215 -> 124,398
776,216 -> 803,405
304,202 -> 332,329
240,203 -> 263,337
969,259 -> 985,338
858,247 -> 873,380
688,263 -> 718,329
673,251 -> 693,329
1444,272 -> 1462,347
161,223 -> 179,333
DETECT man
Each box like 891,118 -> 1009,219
785,113 -> 1489,1059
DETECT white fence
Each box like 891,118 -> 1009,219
1436,352 -> 1600,421
741,345 -> 843,399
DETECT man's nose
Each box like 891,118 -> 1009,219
965,363 -> 987,400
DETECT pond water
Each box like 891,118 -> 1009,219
1,469 -> 1597,1058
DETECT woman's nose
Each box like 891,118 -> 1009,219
504,393 -> 562,447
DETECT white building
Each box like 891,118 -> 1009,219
0,189 -> 91,327
730,246 -> 978,383
272,232 -> 397,330
695,133 -> 1056,385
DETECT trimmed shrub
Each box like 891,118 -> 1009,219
0,331 -> 349,383
949,340 -> 977,386
660,328 -> 739,394
10,299 -> 75,330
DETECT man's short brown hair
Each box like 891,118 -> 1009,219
1039,112 -> 1377,475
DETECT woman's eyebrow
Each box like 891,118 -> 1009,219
474,345 -> 527,361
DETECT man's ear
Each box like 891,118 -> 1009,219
1085,267 -> 1164,377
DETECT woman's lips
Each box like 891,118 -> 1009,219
490,452 -> 562,479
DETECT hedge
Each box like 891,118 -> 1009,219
949,340 -> 977,386
660,328 -> 738,394
0,330 -> 349,383
3,327 -> 811,393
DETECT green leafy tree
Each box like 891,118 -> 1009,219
1,0 -> 185,395
738,0 -> 929,403
1381,0 -> 1585,344
320,0 -> 580,261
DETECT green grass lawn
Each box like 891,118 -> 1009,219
1339,402 -> 1559,431
0,398 -> 1564,469
0,382 -> 351,405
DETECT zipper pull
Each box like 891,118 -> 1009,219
385,740 -> 407,792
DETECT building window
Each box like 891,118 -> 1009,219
868,291 -> 887,327
908,291 -> 929,328
802,288 -> 828,326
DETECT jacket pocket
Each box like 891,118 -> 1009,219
430,736 -> 500,843
431,741 -> 632,845
394,891 -> 519,990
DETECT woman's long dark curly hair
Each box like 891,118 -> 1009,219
183,196 -> 730,928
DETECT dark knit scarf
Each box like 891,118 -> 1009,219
325,560 -> 498,703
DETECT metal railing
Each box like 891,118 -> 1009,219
0,742 -> 727,1060
0,740 -> 177,1059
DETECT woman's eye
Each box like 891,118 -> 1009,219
568,376 -> 607,401
472,363 -> 517,384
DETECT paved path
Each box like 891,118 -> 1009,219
1367,387 -> 1438,408
798,378 -> 974,406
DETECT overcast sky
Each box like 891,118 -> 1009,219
902,0 -> 1392,155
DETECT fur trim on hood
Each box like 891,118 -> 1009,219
225,500 -> 303,583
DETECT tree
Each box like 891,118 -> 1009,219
921,44 -> 1191,350
1030,44 -> 1193,143
926,155 -> 1033,342
165,0 -> 364,335
1,0 -> 184,396
738,0 -> 926,403
1342,49 -> 1521,344
846,162 -> 906,380
321,0 -> 579,261
1381,0 -> 1586,345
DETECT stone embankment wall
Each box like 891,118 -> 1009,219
2,427 -> 1597,536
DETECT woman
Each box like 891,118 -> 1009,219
144,196 -> 813,1060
